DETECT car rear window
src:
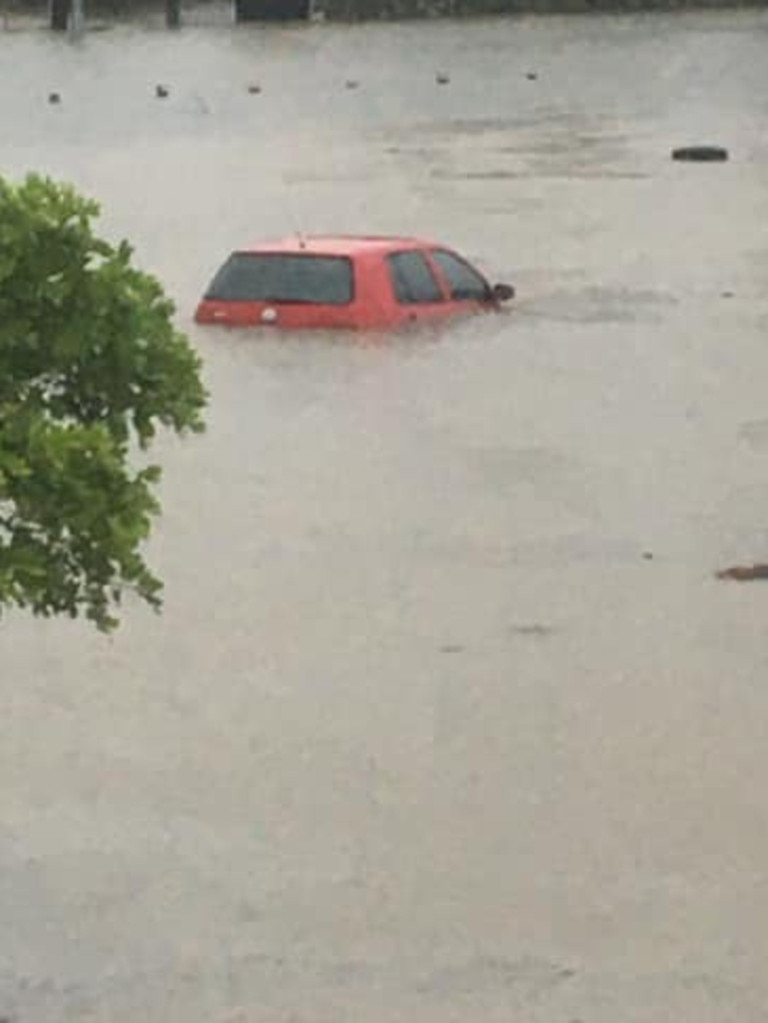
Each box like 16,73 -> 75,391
205,253 -> 354,305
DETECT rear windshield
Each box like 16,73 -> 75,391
204,253 -> 353,305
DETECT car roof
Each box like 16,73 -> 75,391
236,235 -> 441,257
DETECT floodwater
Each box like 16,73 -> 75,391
3,7 -> 768,1020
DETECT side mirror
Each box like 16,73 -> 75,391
492,283 -> 515,302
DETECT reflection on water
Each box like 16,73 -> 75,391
3,8 -> 768,1021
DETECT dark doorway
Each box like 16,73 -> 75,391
50,0 -> 72,30
234,0 -> 310,19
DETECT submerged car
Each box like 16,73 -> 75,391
194,235 -> 514,331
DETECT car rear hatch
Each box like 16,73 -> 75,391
195,251 -> 356,329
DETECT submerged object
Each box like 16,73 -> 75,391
672,145 -> 728,162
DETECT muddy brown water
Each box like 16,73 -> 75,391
2,8 -> 768,1021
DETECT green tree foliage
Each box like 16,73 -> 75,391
0,174 -> 206,630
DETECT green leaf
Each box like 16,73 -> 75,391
0,172 -> 208,631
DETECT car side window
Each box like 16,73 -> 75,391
387,251 -> 444,305
431,249 -> 491,302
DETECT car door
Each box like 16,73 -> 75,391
428,248 -> 495,315
385,250 -> 453,325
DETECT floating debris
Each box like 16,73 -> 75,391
155,84 -> 169,99
509,623 -> 554,638
435,72 -> 450,85
247,83 -> 262,95
672,145 -> 728,162
716,564 -> 768,582
345,79 -> 359,90
48,92 -> 61,104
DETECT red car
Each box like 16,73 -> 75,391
194,235 -> 514,331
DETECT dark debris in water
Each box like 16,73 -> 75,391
716,564 -> 768,582
672,144 -> 729,162
508,623 -> 555,638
